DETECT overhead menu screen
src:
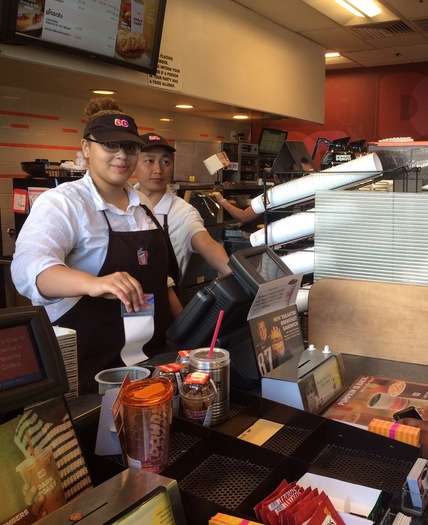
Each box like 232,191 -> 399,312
0,324 -> 43,391
7,0 -> 167,74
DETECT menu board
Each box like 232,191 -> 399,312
7,0 -> 167,74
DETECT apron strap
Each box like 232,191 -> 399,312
141,204 -> 180,285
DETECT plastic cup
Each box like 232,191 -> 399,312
120,377 -> 173,473
189,347 -> 230,424
16,448 -> 66,518
94,366 -> 151,394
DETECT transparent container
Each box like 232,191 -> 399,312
152,363 -> 183,416
120,377 -> 173,473
179,372 -> 217,427
176,349 -> 191,378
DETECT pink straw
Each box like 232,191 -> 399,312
208,309 -> 224,358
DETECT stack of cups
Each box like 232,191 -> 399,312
120,377 -> 173,473
189,347 -> 230,425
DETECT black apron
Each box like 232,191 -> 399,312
56,205 -> 177,394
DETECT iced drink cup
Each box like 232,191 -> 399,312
121,377 -> 173,473
16,448 -> 66,518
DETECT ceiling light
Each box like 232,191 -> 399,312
325,52 -> 341,58
335,0 -> 381,18
232,108 -> 250,120
175,104 -> 194,109
160,117 -> 172,122
90,89 -> 117,95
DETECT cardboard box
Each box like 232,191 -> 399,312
297,472 -> 382,523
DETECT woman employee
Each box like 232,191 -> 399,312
11,98 -> 181,394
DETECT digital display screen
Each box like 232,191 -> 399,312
303,356 -> 344,413
259,128 -> 288,154
5,0 -> 166,75
0,324 -> 43,391
246,251 -> 289,282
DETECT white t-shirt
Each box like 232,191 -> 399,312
12,173 -> 158,321
136,185 -> 207,282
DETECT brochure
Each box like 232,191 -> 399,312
323,375 -> 428,428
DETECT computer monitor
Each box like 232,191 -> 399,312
258,128 -> 288,155
0,306 -> 68,414
166,245 -> 293,389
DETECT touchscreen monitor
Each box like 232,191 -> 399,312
0,306 -> 68,414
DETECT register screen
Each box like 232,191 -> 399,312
247,251 -> 289,282
0,324 -> 43,391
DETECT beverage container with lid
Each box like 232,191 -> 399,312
179,372 -> 217,427
189,347 -> 230,425
152,363 -> 183,416
176,349 -> 191,378
120,377 -> 173,473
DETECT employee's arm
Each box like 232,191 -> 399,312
36,264 -> 147,313
168,286 -> 183,318
212,192 -> 260,224
191,230 -> 231,275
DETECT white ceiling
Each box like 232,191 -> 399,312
2,0 -> 428,120
235,0 -> 428,69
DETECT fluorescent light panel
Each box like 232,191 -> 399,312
336,0 -> 381,18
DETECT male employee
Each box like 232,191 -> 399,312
134,133 -> 231,284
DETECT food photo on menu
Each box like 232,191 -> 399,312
116,0 -> 148,59
16,0 -> 45,34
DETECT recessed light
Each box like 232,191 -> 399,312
90,89 -> 117,95
160,117 -> 172,122
233,114 -> 249,120
325,52 -> 341,58
175,104 -> 194,109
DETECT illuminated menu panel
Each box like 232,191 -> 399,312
13,0 -> 165,72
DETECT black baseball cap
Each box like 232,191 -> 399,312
83,113 -> 144,145
139,133 -> 176,152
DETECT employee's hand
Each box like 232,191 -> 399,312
212,192 -> 224,204
400,418 -> 428,458
90,272 -> 146,313
36,265 -> 145,312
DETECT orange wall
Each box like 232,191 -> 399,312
254,63 -> 428,166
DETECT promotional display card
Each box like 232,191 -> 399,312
323,375 -> 428,428
0,396 -> 92,525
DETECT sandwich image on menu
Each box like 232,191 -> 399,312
16,0 -> 45,35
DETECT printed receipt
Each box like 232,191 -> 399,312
237,419 -> 284,446
120,295 -> 154,366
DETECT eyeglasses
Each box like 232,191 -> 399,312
85,138 -> 141,156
